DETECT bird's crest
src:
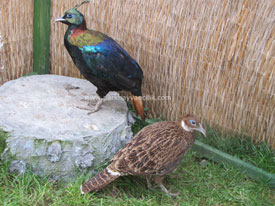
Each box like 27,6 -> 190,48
74,0 -> 90,10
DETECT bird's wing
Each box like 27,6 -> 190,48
109,122 -> 192,176
77,30 -> 143,92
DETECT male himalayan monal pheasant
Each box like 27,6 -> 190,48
55,2 -> 145,120
81,115 -> 206,196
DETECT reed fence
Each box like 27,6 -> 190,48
0,0 -> 33,84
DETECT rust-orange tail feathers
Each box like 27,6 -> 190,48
130,93 -> 145,121
81,168 -> 120,194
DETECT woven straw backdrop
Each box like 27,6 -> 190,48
51,0 -> 275,148
0,0 -> 274,148
0,0 -> 33,85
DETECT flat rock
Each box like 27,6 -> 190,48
0,75 -> 133,181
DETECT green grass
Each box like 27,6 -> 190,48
197,125 -> 275,174
0,129 -> 8,154
0,119 -> 274,205
0,152 -> 274,206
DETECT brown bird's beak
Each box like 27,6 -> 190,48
195,124 -> 206,137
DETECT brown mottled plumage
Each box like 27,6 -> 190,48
81,115 -> 206,196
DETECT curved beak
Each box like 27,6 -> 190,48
55,15 -> 66,23
195,124 -> 206,137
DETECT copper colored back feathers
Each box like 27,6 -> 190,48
109,121 -> 193,175
81,115 -> 206,196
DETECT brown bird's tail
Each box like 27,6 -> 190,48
130,93 -> 145,121
81,168 -> 120,194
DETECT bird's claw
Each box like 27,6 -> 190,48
87,109 -> 99,115
166,191 -> 180,197
76,106 -> 99,115
80,98 -> 97,103
159,184 -> 180,197
76,98 -> 103,115
65,84 -> 80,91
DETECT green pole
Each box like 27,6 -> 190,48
192,140 -> 275,188
33,0 -> 51,74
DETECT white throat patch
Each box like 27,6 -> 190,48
181,120 -> 192,132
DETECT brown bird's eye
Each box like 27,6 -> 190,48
189,120 -> 196,125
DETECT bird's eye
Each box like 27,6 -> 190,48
66,14 -> 74,18
189,120 -> 196,125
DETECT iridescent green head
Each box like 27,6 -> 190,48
55,8 -> 84,26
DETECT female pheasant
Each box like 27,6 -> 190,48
55,3 -> 145,120
81,115 -> 206,196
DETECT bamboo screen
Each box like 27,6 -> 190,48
0,0 -> 33,85
50,0 -> 274,148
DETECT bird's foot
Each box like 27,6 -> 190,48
166,191 -> 180,197
76,106 -> 100,114
159,184 -> 180,197
77,98 -> 103,115
80,98 -> 97,107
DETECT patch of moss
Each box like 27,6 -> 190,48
58,140 -> 73,149
34,139 -> 46,149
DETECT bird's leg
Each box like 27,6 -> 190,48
88,98 -> 103,115
76,98 -> 104,115
146,175 -> 153,189
153,176 -> 180,197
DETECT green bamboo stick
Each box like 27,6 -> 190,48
33,0 -> 51,74
192,140 -> 275,188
